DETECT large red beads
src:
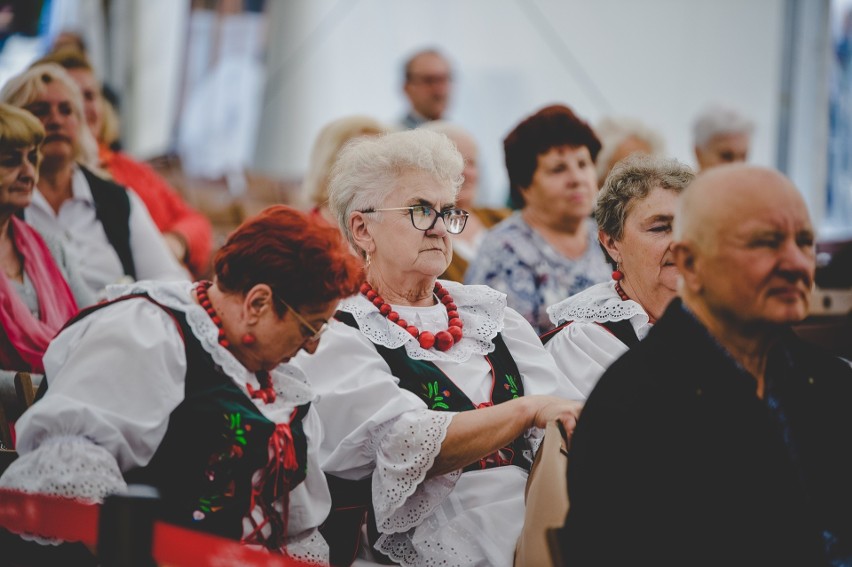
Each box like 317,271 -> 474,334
360,281 -> 464,351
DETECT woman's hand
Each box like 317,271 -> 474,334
526,395 -> 583,436
429,396 -> 583,477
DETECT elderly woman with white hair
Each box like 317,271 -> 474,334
594,115 -> 666,187
692,103 -> 755,171
0,63 -> 187,299
293,128 -> 583,566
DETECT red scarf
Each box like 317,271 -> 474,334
0,217 -> 79,372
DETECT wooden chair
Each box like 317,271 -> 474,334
0,371 -> 41,450
14,371 -> 37,410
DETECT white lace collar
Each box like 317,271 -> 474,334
547,280 -> 649,326
105,281 -> 316,408
337,280 -> 506,363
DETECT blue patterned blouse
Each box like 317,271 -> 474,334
464,212 -> 611,334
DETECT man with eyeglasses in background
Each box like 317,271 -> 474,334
400,48 -> 453,130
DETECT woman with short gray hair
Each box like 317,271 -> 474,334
294,128 -> 584,566
542,154 -> 694,396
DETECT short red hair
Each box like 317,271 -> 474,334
214,205 -> 362,312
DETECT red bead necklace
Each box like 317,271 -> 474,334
360,281 -> 463,351
195,280 -> 276,404
614,281 -> 630,302
614,281 -> 656,324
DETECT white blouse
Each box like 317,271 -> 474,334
545,280 -> 654,397
24,167 -> 189,299
292,280 -> 584,566
0,280 -> 329,562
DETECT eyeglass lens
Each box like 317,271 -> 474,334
410,206 -> 468,234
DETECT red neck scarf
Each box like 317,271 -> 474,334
0,216 -> 79,372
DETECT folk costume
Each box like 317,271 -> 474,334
543,280 -> 654,397
0,281 -> 330,563
293,280 -> 583,566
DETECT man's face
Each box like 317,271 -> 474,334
695,132 -> 750,171
690,176 -> 815,332
404,53 -> 452,121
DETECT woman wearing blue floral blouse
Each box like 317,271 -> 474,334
465,105 -> 611,334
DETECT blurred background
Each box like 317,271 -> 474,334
1,0 -> 850,243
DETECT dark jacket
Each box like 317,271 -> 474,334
560,298 -> 852,567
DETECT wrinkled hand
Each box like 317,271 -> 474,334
529,396 -> 583,436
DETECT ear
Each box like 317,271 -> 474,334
673,241 -> 701,294
349,211 -> 375,255
599,228 -> 621,266
243,283 -> 274,323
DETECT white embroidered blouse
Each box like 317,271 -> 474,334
0,280 -> 329,563
292,280 -> 584,566
545,280 -> 654,397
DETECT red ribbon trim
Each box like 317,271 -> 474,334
0,488 -> 313,567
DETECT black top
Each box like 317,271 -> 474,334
559,298 -> 852,567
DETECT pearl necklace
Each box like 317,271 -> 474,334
360,281 -> 463,351
195,280 -> 276,404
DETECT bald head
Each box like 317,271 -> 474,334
675,164 -> 805,252
674,163 -> 815,335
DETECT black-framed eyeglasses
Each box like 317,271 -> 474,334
278,298 -> 328,344
361,205 -> 469,234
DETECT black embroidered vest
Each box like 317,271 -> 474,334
335,310 -> 531,473
52,294 -> 310,547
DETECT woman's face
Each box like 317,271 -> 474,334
367,170 -> 456,282
608,186 -> 679,307
251,298 -> 338,371
523,145 -> 598,224
24,82 -> 80,166
0,144 -> 39,214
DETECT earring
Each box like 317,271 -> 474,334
364,252 -> 371,268
241,333 -> 256,346
611,263 -> 624,281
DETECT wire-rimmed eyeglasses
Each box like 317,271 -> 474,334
361,205 -> 469,234
278,298 -> 328,343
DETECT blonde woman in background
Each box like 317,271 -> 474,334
420,121 -> 510,282
301,115 -> 387,225
0,63 -> 187,298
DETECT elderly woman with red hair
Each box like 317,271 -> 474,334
0,206 -> 363,563
465,104 -> 611,334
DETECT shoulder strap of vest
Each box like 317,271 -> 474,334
80,166 -> 136,279
597,319 -> 640,348
541,319 -> 640,349
540,321 -> 571,345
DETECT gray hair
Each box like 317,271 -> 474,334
692,103 -> 755,149
595,154 -> 695,245
328,128 -> 464,257
0,63 -> 99,169
595,116 -> 666,181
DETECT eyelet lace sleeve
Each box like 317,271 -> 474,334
372,408 -> 459,533
285,528 -> 329,565
0,436 -> 126,503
